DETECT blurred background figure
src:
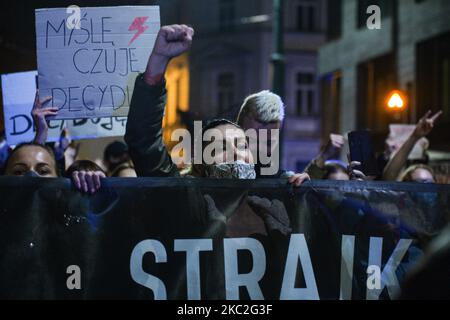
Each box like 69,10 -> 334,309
399,164 -> 436,184
236,90 -> 284,177
0,130 -> 10,174
322,160 -> 349,181
103,141 -> 136,177
236,90 -> 310,184
383,111 -> 442,182
305,134 -> 345,179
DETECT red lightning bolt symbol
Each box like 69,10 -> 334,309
128,16 -> 149,46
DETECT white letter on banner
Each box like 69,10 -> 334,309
339,235 -> 355,300
224,238 -> 266,300
280,234 -> 319,300
366,237 -> 413,300
174,239 -> 213,300
130,239 -> 167,300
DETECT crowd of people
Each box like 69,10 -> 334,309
0,24 -> 446,192
0,23 -> 448,299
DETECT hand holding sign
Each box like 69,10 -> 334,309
144,25 -> 194,85
32,91 -> 58,144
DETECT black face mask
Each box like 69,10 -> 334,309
23,171 -> 41,178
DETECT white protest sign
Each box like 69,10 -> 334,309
35,6 -> 159,119
387,124 -> 429,160
1,70 -> 128,145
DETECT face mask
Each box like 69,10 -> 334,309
23,171 -> 41,178
204,160 -> 256,179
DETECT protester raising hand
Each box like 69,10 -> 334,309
412,110 -> 443,139
144,24 -> 194,85
31,91 -> 58,145
383,110 -> 442,181
303,133 -> 345,179
322,134 -> 345,161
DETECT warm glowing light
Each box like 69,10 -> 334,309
163,53 -> 190,148
386,90 -> 406,110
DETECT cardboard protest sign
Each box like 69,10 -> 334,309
1,70 -> 127,145
35,6 -> 160,119
387,124 -> 429,160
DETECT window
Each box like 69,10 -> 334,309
327,0 -> 341,40
417,32 -> 450,124
357,54 -> 396,133
296,0 -> 318,32
295,72 -> 316,117
217,73 -> 235,115
320,71 -> 342,138
219,0 -> 235,32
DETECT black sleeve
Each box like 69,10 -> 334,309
125,74 -> 179,177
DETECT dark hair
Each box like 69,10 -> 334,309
185,119 -> 245,177
323,163 -> 348,180
104,141 -> 128,161
65,160 -> 105,178
4,142 -> 59,176
199,118 -> 244,149
202,118 -> 242,134
400,164 -> 436,182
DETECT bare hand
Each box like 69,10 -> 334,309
288,172 -> 310,186
322,134 -> 345,159
32,91 -> 58,139
412,110 -> 442,139
347,161 -> 367,181
144,25 -> 194,84
72,170 -> 106,194
153,24 -> 194,59
314,134 -> 345,168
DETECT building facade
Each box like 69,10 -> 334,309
318,0 -> 450,151
157,0 -> 329,171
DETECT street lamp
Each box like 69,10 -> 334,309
386,90 -> 407,110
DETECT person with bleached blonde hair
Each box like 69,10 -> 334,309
236,90 -> 310,186
237,90 -> 285,127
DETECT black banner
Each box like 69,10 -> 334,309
0,177 -> 448,300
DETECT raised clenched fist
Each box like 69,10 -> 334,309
153,24 -> 194,59
144,25 -> 195,85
